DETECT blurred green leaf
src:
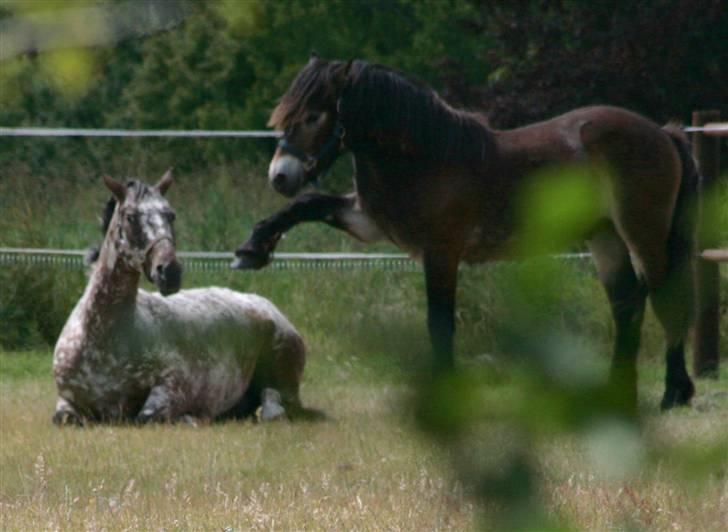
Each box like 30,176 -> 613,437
583,419 -> 646,480
514,165 -> 602,257
40,48 -> 95,97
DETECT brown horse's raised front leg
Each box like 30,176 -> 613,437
423,251 -> 461,372
232,193 -> 365,269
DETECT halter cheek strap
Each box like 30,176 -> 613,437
278,121 -> 346,183
316,122 -> 345,173
278,137 -> 316,170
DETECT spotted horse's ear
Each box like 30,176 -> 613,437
155,168 -> 174,196
102,175 -> 126,202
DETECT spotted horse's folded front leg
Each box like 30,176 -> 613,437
256,388 -> 287,422
135,382 -> 199,425
53,397 -> 85,426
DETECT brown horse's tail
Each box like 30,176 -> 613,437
663,124 -> 701,309
665,125 -> 700,254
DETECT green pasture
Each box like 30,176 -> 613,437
2,346 -> 728,530
2,166 -> 726,354
2,264 -> 727,530
1,166 -> 727,529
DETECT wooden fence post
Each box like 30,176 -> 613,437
692,110 -> 722,378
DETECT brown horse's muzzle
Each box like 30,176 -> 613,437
268,152 -> 306,197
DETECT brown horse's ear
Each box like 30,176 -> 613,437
155,168 -> 174,195
102,175 -> 126,202
334,59 -> 354,92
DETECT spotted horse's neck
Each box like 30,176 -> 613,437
79,219 -> 143,341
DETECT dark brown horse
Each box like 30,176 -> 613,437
232,57 -> 699,411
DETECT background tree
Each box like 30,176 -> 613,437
0,0 -> 725,169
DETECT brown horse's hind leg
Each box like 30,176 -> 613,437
644,251 -> 695,410
584,119 -> 697,410
623,230 -> 695,410
589,226 -> 648,415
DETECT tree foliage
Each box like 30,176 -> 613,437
473,0 -> 728,127
0,0 -> 725,171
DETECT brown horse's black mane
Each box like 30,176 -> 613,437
268,59 -> 351,130
271,58 -> 495,166
341,63 -> 495,165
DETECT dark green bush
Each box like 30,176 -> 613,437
0,264 -> 86,350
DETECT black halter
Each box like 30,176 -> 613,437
278,121 -> 345,185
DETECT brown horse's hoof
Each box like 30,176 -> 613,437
660,379 -> 695,411
230,248 -> 270,270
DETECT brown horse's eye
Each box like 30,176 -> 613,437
305,112 -> 321,125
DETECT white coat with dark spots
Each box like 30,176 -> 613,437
53,172 -> 307,425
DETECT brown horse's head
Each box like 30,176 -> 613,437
102,170 -> 182,295
266,56 -> 356,197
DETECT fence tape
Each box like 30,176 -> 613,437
0,127 -> 281,138
0,247 -> 594,272
1,124 -> 725,139
683,123 -> 728,136
0,247 -> 421,272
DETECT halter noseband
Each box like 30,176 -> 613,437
144,235 -> 175,262
278,121 -> 345,183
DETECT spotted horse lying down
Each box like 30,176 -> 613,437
53,171 -> 313,426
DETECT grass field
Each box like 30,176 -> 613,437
1,347 -> 727,530
1,164 -> 727,529
2,265 -> 727,530
0,350 -> 474,530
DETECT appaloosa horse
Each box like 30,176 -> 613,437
233,57 -> 700,411
53,171 -> 307,425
